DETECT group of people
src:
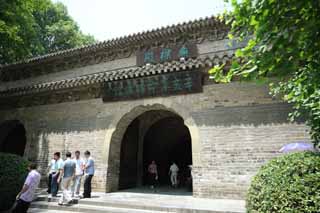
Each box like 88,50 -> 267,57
12,155 -> 189,212
148,161 -> 190,189
47,150 -> 95,205
12,150 -> 95,213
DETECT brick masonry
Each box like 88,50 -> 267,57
0,38 -> 310,199
0,82 -> 310,199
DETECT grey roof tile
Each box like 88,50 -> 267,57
0,55 -> 233,97
0,16 -> 227,69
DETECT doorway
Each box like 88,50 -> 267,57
118,110 -> 192,192
0,120 -> 27,156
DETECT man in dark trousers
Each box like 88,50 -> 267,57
49,152 -> 63,199
13,162 -> 41,213
47,153 -> 57,194
83,150 -> 95,198
148,160 -> 158,189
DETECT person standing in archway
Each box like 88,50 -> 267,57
169,162 -> 179,188
148,160 -> 158,189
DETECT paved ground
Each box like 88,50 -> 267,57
28,210 -> 76,213
91,192 -> 245,212
30,187 -> 246,213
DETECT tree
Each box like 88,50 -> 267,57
210,0 -> 320,145
0,0 -> 95,64
33,0 -> 95,54
0,0 -> 36,63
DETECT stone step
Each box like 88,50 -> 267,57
34,190 -> 245,213
36,196 -> 169,212
30,201 -> 174,213
28,208 -> 76,213
33,195 -> 244,213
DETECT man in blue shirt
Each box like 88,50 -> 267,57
83,150 -> 94,198
58,151 -> 76,205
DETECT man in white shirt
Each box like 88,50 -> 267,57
169,162 -> 179,188
71,150 -> 84,198
13,162 -> 41,213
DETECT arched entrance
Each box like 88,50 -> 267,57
142,116 -> 192,187
0,120 -> 27,156
106,104 -> 195,193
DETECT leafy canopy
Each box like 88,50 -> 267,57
210,0 -> 320,145
0,0 -> 95,64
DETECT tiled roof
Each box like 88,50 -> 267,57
0,16 -> 227,69
0,54 -> 233,97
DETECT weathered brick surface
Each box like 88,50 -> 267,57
0,82 -> 310,199
0,39 -> 310,199
191,104 -> 308,199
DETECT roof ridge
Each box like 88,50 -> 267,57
1,15 -> 224,69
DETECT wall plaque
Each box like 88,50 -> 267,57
136,43 -> 198,66
102,70 -> 202,102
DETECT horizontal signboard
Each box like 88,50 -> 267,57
102,71 -> 202,102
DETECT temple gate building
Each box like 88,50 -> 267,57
0,17 -> 309,199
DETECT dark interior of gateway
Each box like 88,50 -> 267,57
0,120 -> 26,156
119,112 -> 192,191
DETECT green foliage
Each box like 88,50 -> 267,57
247,152 -> 320,213
0,0 -> 95,64
0,0 -> 36,63
209,0 -> 320,145
33,0 -> 95,54
0,152 -> 29,211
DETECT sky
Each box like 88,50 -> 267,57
53,0 -> 232,41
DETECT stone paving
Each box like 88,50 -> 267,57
30,188 -> 246,213
91,192 -> 245,212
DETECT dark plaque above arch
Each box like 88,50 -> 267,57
102,70 -> 202,102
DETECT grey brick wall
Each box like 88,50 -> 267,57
0,82 -> 310,199
191,103 -> 309,199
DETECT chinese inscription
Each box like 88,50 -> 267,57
102,71 -> 202,102
137,43 -> 198,66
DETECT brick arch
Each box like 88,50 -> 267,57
105,103 -> 200,192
